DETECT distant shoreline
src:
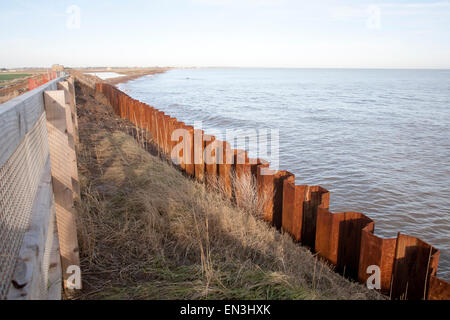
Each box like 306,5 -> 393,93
73,67 -> 170,87
106,68 -> 170,86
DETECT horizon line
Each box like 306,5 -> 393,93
4,66 -> 450,71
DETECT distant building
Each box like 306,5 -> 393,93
52,64 -> 64,72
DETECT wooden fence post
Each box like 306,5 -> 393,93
44,90 -> 81,292
57,81 -> 81,200
66,77 -> 80,143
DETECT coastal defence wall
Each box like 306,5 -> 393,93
94,81 -> 450,300
0,76 -> 81,299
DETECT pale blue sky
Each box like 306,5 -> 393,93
1,0 -> 449,68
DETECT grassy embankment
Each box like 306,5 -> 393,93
73,81 -> 383,300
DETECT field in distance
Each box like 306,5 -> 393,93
0,73 -> 31,82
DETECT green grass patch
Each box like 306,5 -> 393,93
94,256 -> 317,300
0,73 -> 31,82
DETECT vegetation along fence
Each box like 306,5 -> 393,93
0,75 -> 80,299
95,81 -> 450,300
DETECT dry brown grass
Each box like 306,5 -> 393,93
232,170 -> 271,219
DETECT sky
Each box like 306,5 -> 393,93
1,0 -> 450,68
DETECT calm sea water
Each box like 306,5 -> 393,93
119,68 -> 450,280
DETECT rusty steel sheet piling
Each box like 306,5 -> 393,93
213,139 -> 224,186
193,128 -> 205,182
251,158 -> 266,178
204,134 -> 218,188
118,91 -> 124,117
167,117 -> 177,156
300,186 -> 330,249
272,171 -> 295,230
91,82 -> 450,300
256,161 -> 271,223
217,141 -> 233,199
156,112 -> 164,151
150,108 -> 158,144
256,166 -> 294,229
358,227 -> 443,299
358,224 -> 397,295
315,208 -> 373,279
171,121 -> 185,171
134,100 -> 140,123
124,95 -> 130,120
125,97 -> 131,122
123,95 -> 128,119
168,118 -> 179,165
315,208 -> 346,267
156,111 -> 165,153
121,94 -> 127,119
183,125 -> 195,177
144,104 -> 152,137
234,149 -> 249,179
282,175 -> 305,242
172,121 -> 186,170
233,149 -> 250,207
162,115 -> 171,154
137,101 -> 146,129
390,233 -> 439,300
127,97 -> 133,123
159,114 -> 167,153
281,178 -> 330,247
140,101 -> 147,129
144,103 -> 156,145
131,99 -> 138,126
131,98 -> 137,123
129,97 -> 135,123
427,276 -> 450,300
129,98 -> 135,124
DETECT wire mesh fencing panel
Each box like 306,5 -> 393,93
0,114 -> 49,299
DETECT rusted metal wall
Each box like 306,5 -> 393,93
94,82 -> 449,300
358,224 -> 397,294
428,275 -> 450,300
390,233 -> 440,300
315,209 -> 373,279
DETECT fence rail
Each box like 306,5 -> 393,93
95,81 -> 450,300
